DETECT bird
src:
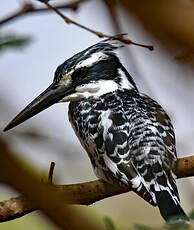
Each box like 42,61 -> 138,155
4,39 -> 189,222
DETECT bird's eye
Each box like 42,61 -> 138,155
72,67 -> 88,81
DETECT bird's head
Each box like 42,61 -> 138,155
4,39 -> 137,131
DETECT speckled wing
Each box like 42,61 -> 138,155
68,89 -> 178,206
128,92 -> 179,204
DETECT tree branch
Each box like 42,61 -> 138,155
0,0 -> 154,50
38,0 -> 154,51
174,155 -> 194,179
0,155 -> 193,222
0,0 -> 86,26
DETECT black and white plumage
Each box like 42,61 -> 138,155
4,39 -> 188,221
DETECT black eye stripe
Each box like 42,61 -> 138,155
72,67 -> 89,82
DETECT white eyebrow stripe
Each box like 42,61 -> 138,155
75,52 -> 107,69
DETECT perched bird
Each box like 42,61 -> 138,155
4,39 -> 188,222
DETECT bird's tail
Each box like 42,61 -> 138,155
155,190 -> 189,222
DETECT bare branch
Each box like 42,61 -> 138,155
0,154 -> 193,222
0,196 -> 36,222
54,180 -> 130,206
0,180 -> 129,222
0,0 -> 154,50
174,155 -> 194,179
39,0 -> 154,51
0,0 -> 86,26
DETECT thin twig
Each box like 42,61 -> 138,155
0,0 -> 86,26
39,0 -> 154,51
48,162 -> 55,184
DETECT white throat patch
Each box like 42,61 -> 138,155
118,68 -> 134,90
60,80 -> 118,102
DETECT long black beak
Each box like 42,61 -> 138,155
3,83 -> 73,132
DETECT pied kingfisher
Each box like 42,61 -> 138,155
4,39 -> 188,222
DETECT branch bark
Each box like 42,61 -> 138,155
174,155 -> 194,179
0,154 -> 193,223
